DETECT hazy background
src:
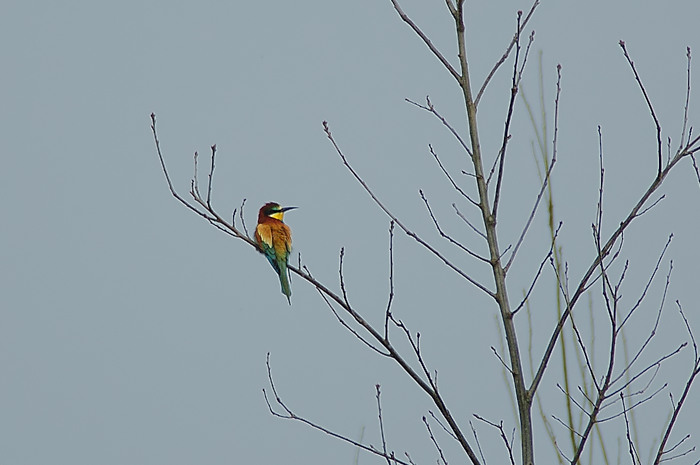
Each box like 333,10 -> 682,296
2,1 -> 699,464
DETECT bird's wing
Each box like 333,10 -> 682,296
256,223 -> 274,250
256,223 -> 281,273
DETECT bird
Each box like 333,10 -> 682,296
255,202 -> 297,304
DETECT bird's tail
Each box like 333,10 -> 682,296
278,261 -> 292,305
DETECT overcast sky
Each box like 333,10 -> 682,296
2,1 -> 699,464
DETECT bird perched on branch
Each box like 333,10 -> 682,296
255,202 -> 297,304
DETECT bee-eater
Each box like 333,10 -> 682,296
255,202 -> 297,304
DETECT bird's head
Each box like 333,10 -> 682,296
258,202 -> 298,222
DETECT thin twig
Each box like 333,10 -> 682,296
193,150 -> 201,197
431,410 -> 459,441
385,221 -> 395,340
619,239 -> 671,333
389,0 -> 461,82
420,190 -> 489,263
406,97 -> 474,160
512,222 -> 562,315
324,121 -> 495,299
550,414 -> 583,439
653,301 -> 700,465
503,64 -> 561,273
491,346 -> 514,375
530,123 -> 692,399
295,257 -> 482,465
691,154 -> 700,187
598,383 -> 668,422
472,415 -> 517,465
678,47 -> 692,154
308,267 -> 389,356
423,416 -> 449,465
555,383 -> 588,415
263,354 -> 411,465
206,144 -> 216,208
428,143 -> 478,205
620,41 -> 663,176
375,385 -> 393,465
475,0 -> 540,106
614,242 -> 673,384
240,198 -> 249,238
151,114 -> 217,222
634,195 -> 665,217
468,421 -> 487,465
453,203 -> 487,239
491,11 -> 524,218
621,394 -> 642,465
391,317 -> 436,388
339,248 -> 351,309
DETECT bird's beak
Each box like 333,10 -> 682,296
281,206 -> 298,212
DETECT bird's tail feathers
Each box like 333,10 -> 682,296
278,261 -> 292,305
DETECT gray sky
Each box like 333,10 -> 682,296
2,1 -> 699,464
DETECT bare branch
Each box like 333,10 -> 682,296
385,221 -> 395,340
427,143 -> 478,205
472,415 -> 517,465
555,383 -> 588,416
389,0 -> 461,82
206,144 -> 216,208
468,420 -> 488,465
308,266 -> 389,356
530,125 -> 691,399
614,241 -> 673,385
151,114 -> 217,223
634,195 -> 665,217
299,265 -> 483,465
621,394 -> 642,465
609,344 -> 685,402
512,222 -> 562,315
678,47 -> 692,154
599,383 -> 667,422
619,41 -> 663,176
452,203 -> 487,239
432,411 -> 459,441
339,248 -> 352,309
568,302 -> 600,390
263,354 -> 411,465
390,317 -> 436,389
661,434 -> 692,458
517,30 -> 536,83
490,21 -> 535,203
491,11 -> 524,218
504,64 -> 561,273
420,190 -> 489,263
567,216 -> 625,464
192,150 -> 201,197
239,198 -> 250,238
375,385 -> 393,465
620,238 -> 671,333
406,97 -> 474,159
423,416 -> 449,465
491,346 -> 514,375
691,154 -> 700,187
653,301 -> 700,465
551,414 -> 583,439
476,0 -> 540,106
324,121 -> 495,299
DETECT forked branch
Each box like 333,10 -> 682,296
263,354 -> 410,465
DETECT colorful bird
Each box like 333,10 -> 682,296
255,202 -> 297,304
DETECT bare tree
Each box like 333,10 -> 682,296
151,1 -> 700,464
